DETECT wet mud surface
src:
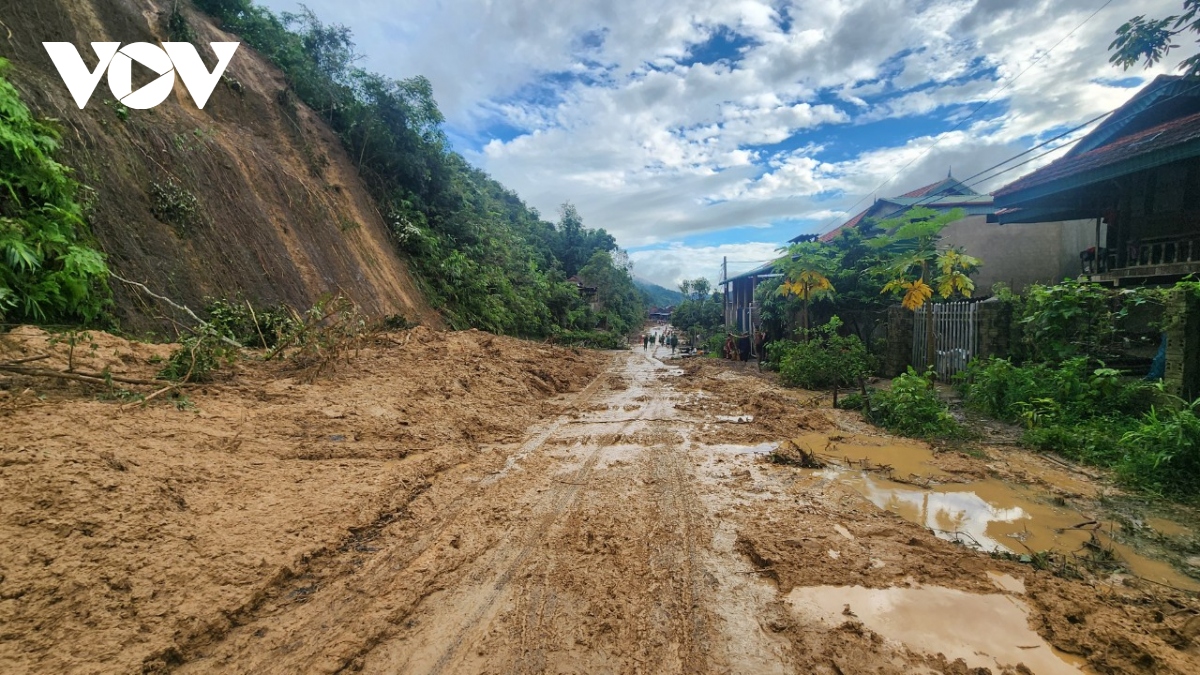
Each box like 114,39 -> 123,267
1,333 -> 1199,673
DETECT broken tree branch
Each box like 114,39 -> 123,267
0,364 -> 177,387
1,354 -> 50,367
109,273 -> 242,349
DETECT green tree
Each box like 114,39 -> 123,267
0,59 -> 109,323
775,242 -> 836,335
670,277 -> 723,345
870,207 -> 980,369
578,250 -> 644,334
1110,1 -> 1200,77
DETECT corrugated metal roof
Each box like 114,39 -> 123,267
994,110 -> 1200,205
817,207 -> 869,243
810,191 -> 992,243
1066,75 -> 1185,157
721,260 -> 778,285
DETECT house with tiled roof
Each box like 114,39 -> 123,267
805,174 -> 989,244
993,75 -> 1200,285
809,174 -> 1093,292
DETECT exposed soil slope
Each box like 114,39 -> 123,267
0,0 -> 439,330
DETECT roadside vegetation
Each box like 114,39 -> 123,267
752,204 -> 1200,501
171,2 -> 644,342
0,58 -> 110,324
668,278 -> 727,353
955,281 -> 1200,501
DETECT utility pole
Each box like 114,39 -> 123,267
722,256 -> 729,327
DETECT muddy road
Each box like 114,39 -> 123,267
2,330 -> 1199,674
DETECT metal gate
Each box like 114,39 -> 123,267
913,301 -> 978,379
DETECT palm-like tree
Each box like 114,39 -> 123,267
776,242 -> 836,336
871,207 -> 981,370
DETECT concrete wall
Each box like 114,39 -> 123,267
1165,289 -> 1200,400
941,216 -> 1103,293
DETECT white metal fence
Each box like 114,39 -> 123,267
913,301 -> 978,380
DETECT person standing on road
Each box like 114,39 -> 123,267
642,334 -> 648,350
670,333 -> 677,356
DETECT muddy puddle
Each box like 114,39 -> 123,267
788,433 -> 1200,592
786,581 -> 1087,673
1145,516 -> 1195,539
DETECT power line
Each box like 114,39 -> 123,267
812,0 -> 1116,236
859,80 -> 1200,226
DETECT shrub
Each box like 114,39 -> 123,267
205,297 -> 298,349
958,357 -> 1156,424
1023,419 -> 1130,467
149,179 -> 202,228
770,316 -> 874,390
0,58 -> 110,323
704,334 -> 724,356
1119,401 -> 1200,498
158,331 -> 235,383
865,368 -> 963,439
836,392 -> 866,410
553,329 -> 626,350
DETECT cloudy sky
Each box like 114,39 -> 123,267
257,0 -> 1179,288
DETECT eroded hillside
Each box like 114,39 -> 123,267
0,0 -> 439,331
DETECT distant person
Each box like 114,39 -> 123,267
642,334 -> 648,350
670,333 -> 678,355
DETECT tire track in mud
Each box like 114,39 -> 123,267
423,429 -> 629,675
149,471 -> 439,673
170,356 -> 621,674
484,351 -> 716,674
420,367 -> 656,674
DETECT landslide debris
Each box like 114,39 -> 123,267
0,326 -> 603,673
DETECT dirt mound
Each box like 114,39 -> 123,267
0,0 -> 439,331
0,326 -> 604,673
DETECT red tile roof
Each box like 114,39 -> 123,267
818,207 -> 869,242
900,177 -> 952,198
995,110 -> 1200,199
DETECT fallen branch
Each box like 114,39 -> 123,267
109,273 -> 242,349
122,384 -> 178,409
1,354 -> 50,367
0,364 -> 173,387
246,299 -> 268,350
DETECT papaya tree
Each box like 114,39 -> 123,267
775,241 -> 836,336
870,207 -> 980,370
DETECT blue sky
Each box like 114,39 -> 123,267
257,0 -> 1178,289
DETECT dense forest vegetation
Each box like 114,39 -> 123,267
634,278 -> 684,308
187,0 -> 643,340
2,0 -> 641,340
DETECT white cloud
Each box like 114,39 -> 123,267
630,241 -> 784,289
256,0 -> 1187,283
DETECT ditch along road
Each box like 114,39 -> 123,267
2,328 -> 1199,674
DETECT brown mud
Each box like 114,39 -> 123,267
1,335 -> 1198,673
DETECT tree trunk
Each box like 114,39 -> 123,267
801,295 -> 810,341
